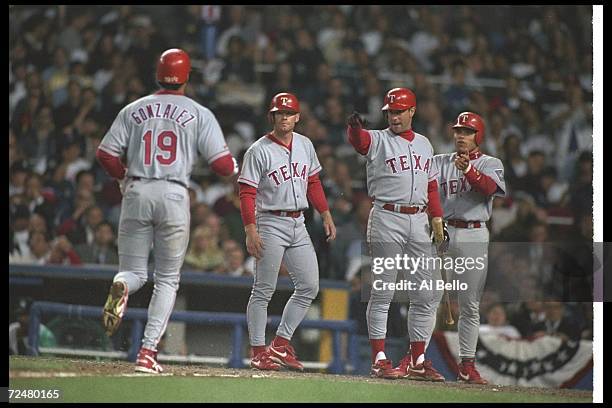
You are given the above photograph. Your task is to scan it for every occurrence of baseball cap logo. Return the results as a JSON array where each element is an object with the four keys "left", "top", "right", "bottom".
[
  {"left": 460, "top": 114, "right": 469, "bottom": 123},
  {"left": 280, "top": 97, "right": 290, "bottom": 106},
  {"left": 389, "top": 94, "right": 396, "bottom": 103}
]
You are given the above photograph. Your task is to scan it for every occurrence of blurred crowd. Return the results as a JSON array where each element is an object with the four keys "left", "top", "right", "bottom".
[{"left": 9, "top": 6, "right": 594, "bottom": 335}]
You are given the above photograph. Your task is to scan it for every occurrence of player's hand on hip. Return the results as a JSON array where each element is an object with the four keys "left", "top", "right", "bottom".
[
  {"left": 321, "top": 211, "right": 337, "bottom": 242},
  {"left": 245, "top": 226, "right": 264, "bottom": 260},
  {"left": 347, "top": 111, "right": 366, "bottom": 129}
]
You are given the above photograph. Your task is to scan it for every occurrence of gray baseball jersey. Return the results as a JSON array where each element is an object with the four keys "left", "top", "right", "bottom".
[
  {"left": 433, "top": 151, "right": 505, "bottom": 360},
  {"left": 101, "top": 91, "right": 230, "bottom": 353},
  {"left": 433, "top": 152, "right": 506, "bottom": 221},
  {"left": 239, "top": 132, "right": 322, "bottom": 347},
  {"left": 238, "top": 132, "right": 321, "bottom": 212},
  {"left": 358, "top": 128, "right": 441, "bottom": 354},
  {"left": 365, "top": 129, "right": 438, "bottom": 205},
  {"left": 99, "top": 92, "right": 229, "bottom": 187}
]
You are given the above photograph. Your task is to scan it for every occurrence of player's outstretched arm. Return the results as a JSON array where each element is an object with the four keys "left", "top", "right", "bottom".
[{"left": 346, "top": 111, "right": 371, "bottom": 155}]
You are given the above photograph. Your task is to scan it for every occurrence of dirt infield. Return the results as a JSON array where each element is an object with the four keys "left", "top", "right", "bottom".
[{"left": 9, "top": 356, "right": 591, "bottom": 401}]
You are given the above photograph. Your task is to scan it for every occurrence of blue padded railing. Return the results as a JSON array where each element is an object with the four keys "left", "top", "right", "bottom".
[{"left": 27, "top": 301, "right": 359, "bottom": 374}]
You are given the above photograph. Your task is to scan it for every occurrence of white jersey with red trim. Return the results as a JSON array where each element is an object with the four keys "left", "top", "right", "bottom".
[
  {"left": 99, "top": 91, "right": 229, "bottom": 187},
  {"left": 365, "top": 128, "right": 438, "bottom": 205},
  {"left": 433, "top": 152, "right": 506, "bottom": 222},
  {"left": 238, "top": 132, "right": 321, "bottom": 212}
]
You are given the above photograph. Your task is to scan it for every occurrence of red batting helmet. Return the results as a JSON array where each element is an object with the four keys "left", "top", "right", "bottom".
[
  {"left": 156, "top": 48, "right": 191, "bottom": 85},
  {"left": 381, "top": 88, "right": 417, "bottom": 111},
  {"left": 269, "top": 92, "right": 300, "bottom": 114},
  {"left": 452, "top": 112, "right": 486, "bottom": 145}
]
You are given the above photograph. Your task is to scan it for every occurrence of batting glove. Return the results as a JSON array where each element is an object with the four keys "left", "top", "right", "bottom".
[
  {"left": 431, "top": 221, "right": 450, "bottom": 254},
  {"left": 347, "top": 111, "right": 366, "bottom": 129}
]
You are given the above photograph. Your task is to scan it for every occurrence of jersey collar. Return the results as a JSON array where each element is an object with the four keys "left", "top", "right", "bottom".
[
  {"left": 394, "top": 129, "right": 415, "bottom": 142},
  {"left": 267, "top": 132, "right": 293, "bottom": 150},
  {"left": 154, "top": 89, "right": 185, "bottom": 96},
  {"left": 468, "top": 149, "right": 483, "bottom": 160}
]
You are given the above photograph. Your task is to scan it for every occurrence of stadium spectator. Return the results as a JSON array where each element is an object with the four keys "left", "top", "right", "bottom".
[
  {"left": 531, "top": 301, "right": 583, "bottom": 342},
  {"left": 184, "top": 226, "right": 224, "bottom": 271},
  {"left": 9, "top": 306, "right": 57, "bottom": 355},
  {"left": 508, "top": 301, "right": 547, "bottom": 338},
  {"left": 11, "top": 230, "right": 52, "bottom": 264},
  {"left": 479, "top": 303, "right": 521, "bottom": 339},
  {"left": 47, "top": 235, "right": 82, "bottom": 266},
  {"left": 74, "top": 221, "right": 119, "bottom": 265},
  {"left": 19, "top": 173, "right": 57, "bottom": 229}
]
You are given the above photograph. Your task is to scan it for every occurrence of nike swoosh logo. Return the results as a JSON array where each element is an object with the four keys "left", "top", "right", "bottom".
[
  {"left": 271, "top": 348, "right": 287, "bottom": 358},
  {"left": 459, "top": 372, "right": 470, "bottom": 381},
  {"left": 410, "top": 367, "right": 425, "bottom": 374}
]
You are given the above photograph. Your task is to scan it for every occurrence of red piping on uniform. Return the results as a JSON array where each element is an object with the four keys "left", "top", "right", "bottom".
[
  {"left": 398, "top": 129, "right": 415, "bottom": 142},
  {"left": 267, "top": 133, "right": 292, "bottom": 150},
  {"left": 154, "top": 89, "right": 185, "bottom": 96}
]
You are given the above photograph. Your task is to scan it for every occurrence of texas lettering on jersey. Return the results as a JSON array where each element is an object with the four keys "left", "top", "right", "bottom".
[
  {"left": 433, "top": 152, "right": 506, "bottom": 221},
  {"left": 365, "top": 129, "right": 437, "bottom": 205},
  {"left": 384, "top": 154, "right": 431, "bottom": 174},
  {"left": 440, "top": 176, "right": 472, "bottom": 196},
  {"left": 238, "top": 132, "right": 321, "bottom": 212},
  {"left": 267, "top": 162, "right": 308, "bottom": 186},
  {"left": 129, "top": 102, "right": 196, "bottom": 128}
]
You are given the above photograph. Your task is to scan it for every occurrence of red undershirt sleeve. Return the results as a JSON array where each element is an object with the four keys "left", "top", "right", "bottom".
[
  {"left": 306, "top": 173, "right": 329, "bottom": 213},
  {"left": 211, "top": 153, "right": 238, "bottom": 177},
  {"left": 464, "top": 165, "right": 498, "bottom": 196},
  {"left": 96, "top": 148, "right": 126, "bottom": 179},
  {"left": 238, "top": 183, "right": 257, "bottom": 226},
  {"left": 427, "top": 179, "right": 443, "bottom": 218},
  {"left": 347, "top": 126, "right": 371, "bottom": 155}
]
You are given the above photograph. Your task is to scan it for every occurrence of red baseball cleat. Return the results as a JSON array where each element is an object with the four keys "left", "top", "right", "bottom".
[
  {"left": 102, "top": 281, "right": 128, "bottom": 337},
  {"left": 406, "top": 360, "right": 445, "bottom": 382},
  {"left": 457, "top": 362, "right": 488, "bottom": 385},
  {"left": 393, "top": 353, "right": 412, "bottom": 378},
  {"left": 370, "top": 359, "right": 402, "bottom": 379},
  {"left": 250, "top": 351, "right": 281, "bottom": 371},
  {"left": 268, "top": 343, "right": 304, "bottom": 371},
  {"left": 135, "top": 347, "right": 164, "bottom": 374}
]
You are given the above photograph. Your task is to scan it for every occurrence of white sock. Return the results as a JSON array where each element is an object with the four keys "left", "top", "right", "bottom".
[
  {"left": 374, "top": 351, "right": 387, "bottom": 363},
  {"left": 413, "top": 353, "right": 425, "bottom": 366}
]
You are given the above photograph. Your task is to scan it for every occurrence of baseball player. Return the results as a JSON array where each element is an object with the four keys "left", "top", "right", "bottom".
[
  {"left": 97, "top": 48, "right": 238, "bottom": 373},
  {"left": 238, "top": 92, "right": 336, "bottom": 371},
  {"left": 347, "top": 88, "right": 446, "bottom": 381},
  {"left": 432, "top": 112, "right": 506, "bottom": 384}
]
